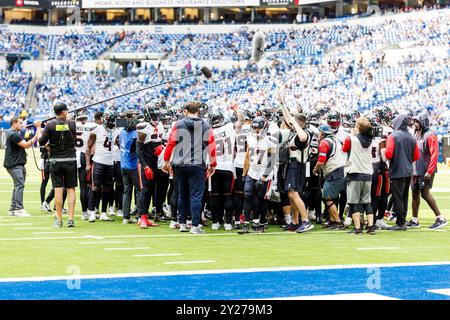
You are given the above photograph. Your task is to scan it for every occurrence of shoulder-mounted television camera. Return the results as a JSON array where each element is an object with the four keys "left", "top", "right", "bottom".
[{"left": 115, "top": 110, "right": 144, "bottom": 131}]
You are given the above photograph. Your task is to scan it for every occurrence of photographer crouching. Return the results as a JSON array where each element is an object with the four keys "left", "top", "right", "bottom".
[{"left": 35, "top": 102, "right": 78, "bottom": 228}]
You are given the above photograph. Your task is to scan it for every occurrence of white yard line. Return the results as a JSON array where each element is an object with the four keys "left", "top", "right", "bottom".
[
  {"left": 164, "top": 260, "right": 216, "bottom": 265},
  {"left": 32, "top": 231, "right": 76, "bottom": 235},
  {"left": 356, "top": 247, "right": 400, "bottom": 251},
  {"left": 0, "top": 261, "right": 449, "bottom": 283},
  {"left": 0, "top": 223, "right": 33, "bottom": 226},
  {"left": 0, "top": 201, "right": 42, "bottom": 203},
  {"left": 0, "top": 227, "right": 448, "bottom": 242},
  {"left": 104, "top": 247, "right": 151, "bottom": 251},
  {"left": 0, "top": 182, "right": 41, "bottom": 185},
  {"left": 13, "top": 227, "right": 53, "bottom": 230},
  {"left": 0, "top": 191, "right": 40, "bottom": 193},
  {"left": 427, "top": 289, "right": 450, "bottom": 297},
  {"left": 262, "top": 293, "right": 399, "bottom": 300},
  {"left": 133, "top": 253, "right": 181, "bottom": 257},
  {"left": 78, "top": 241, "right": 125, "bottom": 245}
]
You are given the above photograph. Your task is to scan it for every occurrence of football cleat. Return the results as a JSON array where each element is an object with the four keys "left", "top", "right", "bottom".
[
  {"left": 169, "top": 220, "right": 180, "bottom": 229},
  {"left": 99, "top": 212, "right": 114, "bottom": 222},
  {"left": 14, "top": 209, "right": 31, "bottom": 217},
  {"left": 211, "top": 223, "right": 220, "bottom": 231},
  {"left": 406, "top": 220, "right": 420, "bottom": 228}
]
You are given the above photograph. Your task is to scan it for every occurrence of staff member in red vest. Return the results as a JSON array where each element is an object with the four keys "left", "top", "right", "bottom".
[{"left": 385, "top": 114, "right": 420, "bottom": 231}]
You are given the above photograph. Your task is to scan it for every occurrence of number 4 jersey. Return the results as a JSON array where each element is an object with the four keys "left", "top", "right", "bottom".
[
  {"left": 213, "top": 123, "right": 236, "bottom": 172},
  {"left": 91, "top": 125, "right": 119, "bottom": 166}
]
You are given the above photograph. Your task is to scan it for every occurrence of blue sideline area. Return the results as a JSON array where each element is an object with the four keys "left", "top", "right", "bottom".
[{"left": 0, "top": 264, "right": 449, "bottom": 300}]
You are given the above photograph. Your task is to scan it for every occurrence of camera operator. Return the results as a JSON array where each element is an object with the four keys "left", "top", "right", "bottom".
[
  {"left": 118, "top": 110, "right": 140, "bottom": 224},
  {"left": 36, "top": 102, "right": 77, "bottom": 228}
]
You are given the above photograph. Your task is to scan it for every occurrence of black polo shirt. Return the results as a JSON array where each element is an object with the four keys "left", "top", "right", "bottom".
[{"left": 3, "top": 130, "right": 27, "bottom": 169}]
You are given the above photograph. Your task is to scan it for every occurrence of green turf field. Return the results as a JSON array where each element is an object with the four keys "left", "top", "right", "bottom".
[{"left": 0, "top": 149, "right": 449, "bottom": 279}]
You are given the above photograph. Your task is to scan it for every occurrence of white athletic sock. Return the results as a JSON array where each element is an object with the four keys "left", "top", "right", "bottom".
[
  {"left": 437, "top": 215, "right": 445, "bottom": 221},
  {"left": 285, "top": 215, "right": 292, "bottom": 224},
  {"left": 412, "top": 217, "right": 419, "bottom": 223}
]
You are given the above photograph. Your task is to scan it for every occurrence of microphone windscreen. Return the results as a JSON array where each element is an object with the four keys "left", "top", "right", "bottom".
[
  {"left": 251, "top": 31, "right": 266, "bottom": 63},
  {"left": 201, "top": 66, "right": 212, "bottom": 79}
]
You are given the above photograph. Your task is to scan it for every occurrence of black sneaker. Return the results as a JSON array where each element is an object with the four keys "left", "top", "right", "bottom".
[
  {"left": 389, "top": 224, "right": 407, "bottom": 231},
  {"left": 316, "top": 216, "right": 323, "bottom": 225},
  {"left": 234, "top": 223, "right": 242, "bottom": 230},
  {"left": 406, "top": 219, "right": 420, "bottom": 228},
  {"left": 281, "top": 222, "right": 291, "bottom": 229},
  {"left": 429, "top": 218, "right": 448, "bottom": 230},
  {"left": 332, "top": 222, "right": 346, "bottom": 230},
  {"left": 282, "top": 223, "right": 293, "bottom": 231},
  {"left": 251, "top": 222, "right": 260, "bottom": 230},
  {"left": 367, "top": 225, "right": 376, "bottom": 235},
  {"left": 286, "top": 223, "right": 300, "bottom": 232},
  {"left": 67, "top": 220, "right": 75, "bottom": 228},
  {"left": 237, "top": 223, "right": 250, "bottom": 234},
  {"left": 321, "top": 220, "right": 334, "bottom": 229},
  {"left": 347, "top": 227, "right": 362, "bottom": 234},
  {"left": 254, "top": 224, "right": 266, "bottom": 233}
]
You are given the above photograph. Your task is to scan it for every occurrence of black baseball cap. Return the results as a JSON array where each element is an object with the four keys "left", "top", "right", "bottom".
[{"left": 54, "top": 102, "right": 68, "bottom": 114}]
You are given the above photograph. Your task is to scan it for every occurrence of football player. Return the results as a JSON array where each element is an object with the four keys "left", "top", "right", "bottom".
[
  {"left": 208, "top": 110, "right": 236, "bottom": 231},
  {"left": 74, "top": 109, "right": 97, "bottom": 221},
  {"left": 367, "top": 114, "right": 391, "bottom": 230},
  {"left": 233, "top": 108, "right": 253, "bottom": 229},
  {"left": 85, "top": 110, "right": 119, "bottom": 222},
  {"left": 238, "top": 116, "right": 278, "bottom": 234},
  {"left": 135, "top": 100, "right": 165, "bottom": 229}
]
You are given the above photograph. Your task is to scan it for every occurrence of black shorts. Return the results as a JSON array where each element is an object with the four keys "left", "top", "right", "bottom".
[
  {"left": 411, "top": 174, "right": 435, "bottom": 191},
  {"left": 244, "top": 176, "right": 270, "bottom": 198},
  {"left": 211, "top": 169, "right": 234, "bottom": 195},
  {"left": 277, "top": 164, "right": 287, "bottom": 193},
  {"left": 284, "top": 161, "right": 306, "bottom": 193},
  {"left": 50, "top": 160, "right": 78, "bottom": 188},
  {"left": 114, "top": 161, "right": 123, "bottom": 185},
  {"left": 234, "top": 167, "right": 244, "bottom": 194},
  {"left": 92, "top": 162, "right": 114, "bottom": 188}
]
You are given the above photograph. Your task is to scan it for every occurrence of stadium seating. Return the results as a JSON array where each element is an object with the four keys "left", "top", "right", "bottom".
[
  {"left": 1, "top": 8, "right": 449, "bottom": 131},
  {"left": 0, "top": 67, "right": 32, "bottom": 121}
]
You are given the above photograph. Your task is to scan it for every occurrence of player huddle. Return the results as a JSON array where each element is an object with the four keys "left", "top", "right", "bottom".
[{"left": 37, "top": 100, "right": 447, "bottom": 234}]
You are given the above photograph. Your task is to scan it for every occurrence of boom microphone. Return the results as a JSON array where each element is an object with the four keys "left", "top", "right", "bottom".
[
  {"left": 28, "top": 66, "right": 213, "bottom": 127},
  {"left": 201, "top": 66, "right": 212, "bottom": 79},
  {"left": 251, "top": 31, "right": 266, "bottom": 63}
]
